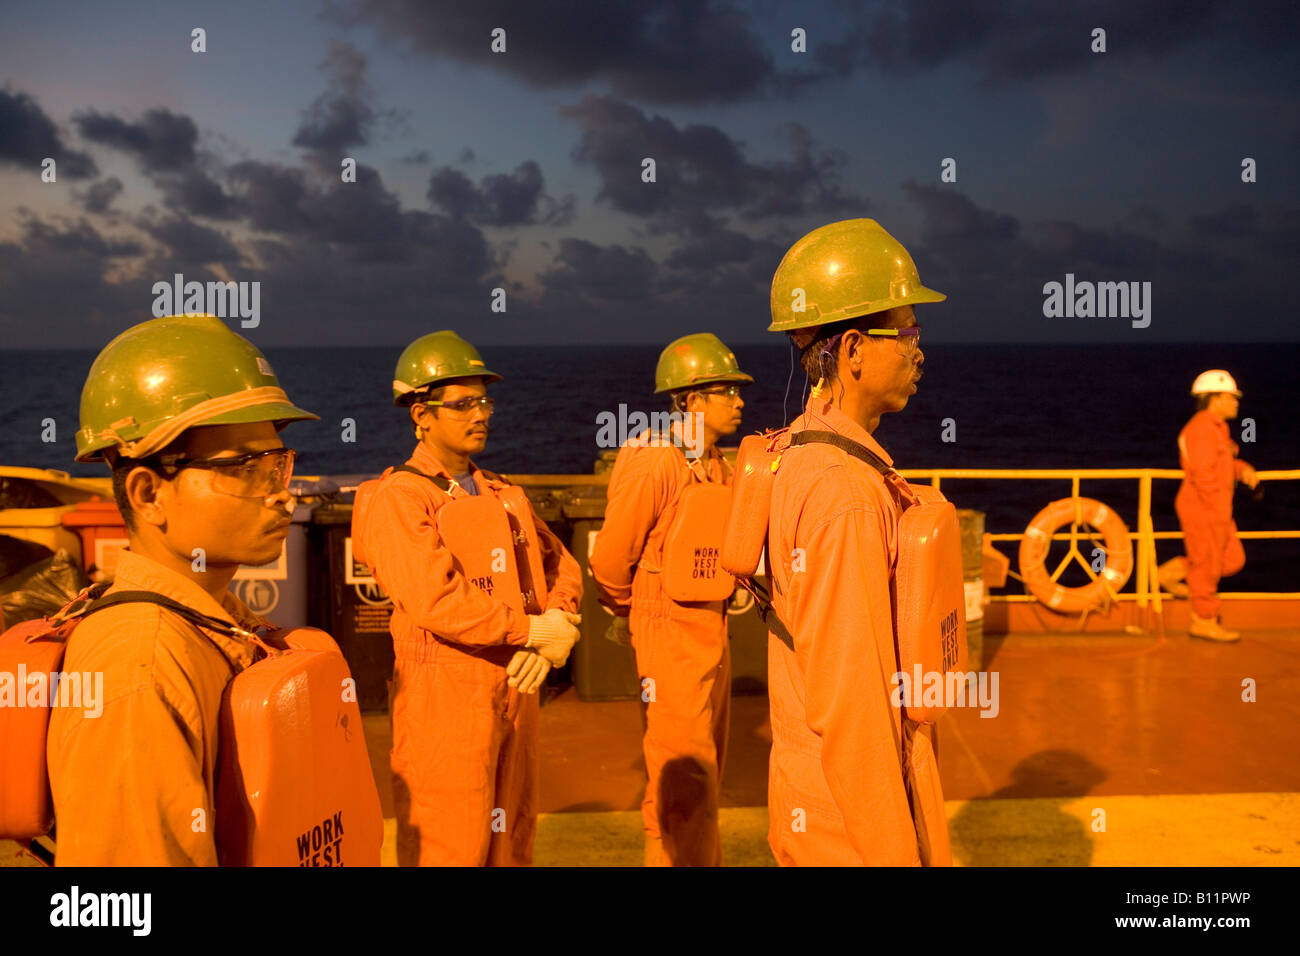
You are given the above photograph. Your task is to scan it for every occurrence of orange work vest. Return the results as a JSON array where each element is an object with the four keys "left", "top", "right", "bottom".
[
  {"left": 0, "top": 588, "right": 383, "bottom": 866},
  {"left": 656, "top": 452, "right": 736, "bottom": 603},
  {"left": 721, "top": 428, "right": 968, "bottom": 722},
  {"left": 367, "top": 464, "right": 549, "bottom": 614}
]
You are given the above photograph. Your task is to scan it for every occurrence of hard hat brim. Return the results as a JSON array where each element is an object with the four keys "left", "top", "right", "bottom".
[
  {"left": 199, "top": 401, "right": 321, "bottom": 428},
  {"left": 654, "top": 371, "right": 755, "bottom": 395},
  {"left": 75, "top": 400, "right": 320, "bottom": 463},
  {"left": 392, "top": 370, "right": 503, "bottom": 405},
  {"left": 767, "top": 284, "right": 947, "bottom": 332}
]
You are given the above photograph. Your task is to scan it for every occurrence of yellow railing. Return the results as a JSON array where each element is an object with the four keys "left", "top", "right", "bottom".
[
  {"left": 893, "top": 468, "right": 1300, "bottom": 614},
  {"left": 505, "top": 463, "right": 1298, "bottom": 615}
]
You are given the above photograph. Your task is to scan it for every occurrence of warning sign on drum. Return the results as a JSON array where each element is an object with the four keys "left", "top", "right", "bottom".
[
  {"left": 345, "top": 537, "right": 380, "bottom": 586},
  {"left": 354, "top": 604, "right": 393, "bottom": 634},
  {"left": 233, "top": 579, "right": 281, "bottom": 615},
  {"left": 343, "top": 537, "right": 393, "bottom": 632},
  {"left": 235, "top": 539, "right": 288, "bottom": 581}
]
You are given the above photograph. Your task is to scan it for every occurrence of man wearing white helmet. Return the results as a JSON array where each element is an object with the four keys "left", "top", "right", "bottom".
[{"left": 1161, "top": 370, "right": 1258, "bottom": 642}]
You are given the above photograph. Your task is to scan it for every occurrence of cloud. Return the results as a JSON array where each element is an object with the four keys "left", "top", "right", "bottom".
[
  {"left": 15, "top": 215, "right": 143, "bottom": 260},
  {"left": 336, "top": 0, "right": 776, "bottom": 105},
  {"left": 74, "top": 108, "right": 198, "bottom": 172},
  {"left": 427, "top": 160, "right": 575, "bottom": 227},
  {"left": 1189, "top": 202, "right": 1300, "bottom": 258},
  {"left": 138, "top": 213, "right": 243, "bottom": 269},
  {"left": 527, "top": 226, "right": 800, "bottom": 346},
  {"left": 0, "top": 123, "right": 507, "bottom": 346},
  {"left": 331, "top": 0, "right": 1300, "bottom": 104},
  {"left": 221, "top": 159, "right": 503, "bottom": 291},
  {"left": 0, "top": 88, "right": 97, "bottom": 179},
  {"left": 803, "top": 0, "right": 1299, "bottom": 87},
  {"left": 538, "top": 237, "right": 659, "bottom": 301},
  {"left": 293, "top": 40, "right": 384, "bottom": 151},
  {"left": 158, "top": 166, "right": 242, "bottom": 220},
  {"left": 227, "top": 159, "right": 416, "bottom": 249},
  {"left": 902, "top": 179, "right": 1019, "bottom": 243},
  {"left": 659, "top": 210, "right": 794, "bottom": 276},
  {"left": 76, "top": 176, "right": 124, "bottom": 214},
  {"left": 894, "top": 182, "right": 1292, "bottom": 341},
  {"left": 223, "top": 212, "right": 502, "bottom": 343},
  {"left": 0, "top": 215, "right": 146, "bottom": 337},
  {"left": 561, "top": 95, "right": 868, "bottom": 224},
  {"left": 73, "top": 106, "right": 242, "bottom": 219},
  {"left": 1030, "top": 219, "right": 1239, "bottom": 277}
]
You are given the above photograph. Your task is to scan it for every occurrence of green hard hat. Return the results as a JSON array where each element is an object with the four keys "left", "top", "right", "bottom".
[
  {"left": 769, "top": 218, "right": 945, "bottom": 332},
  {"left": 75, "top": 314, "right": 319, "bottom": 463},
  {"left": 392, "top": 330, "right": 502, "bottom": 404},
  {"left": 654, "top": 333, "right": 754, "bottom": 394}
]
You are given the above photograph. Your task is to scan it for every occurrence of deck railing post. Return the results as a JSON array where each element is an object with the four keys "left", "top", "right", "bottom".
[{"left": 1137, "top": 473, "right": 1160, "bottom": 616}]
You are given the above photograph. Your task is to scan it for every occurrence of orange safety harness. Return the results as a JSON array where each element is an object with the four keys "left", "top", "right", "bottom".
[
  {"left": 644, "top": 449, "right": 737, "bottom": 603},
  {"left": 0, "top": 586, "right": 383, "bottom": 865},
  {"left": 721, "top": 428, "right": 968, "bottom": 723},
  {"left": 387, "top": 464, "right": 549, "bottom": 614}
]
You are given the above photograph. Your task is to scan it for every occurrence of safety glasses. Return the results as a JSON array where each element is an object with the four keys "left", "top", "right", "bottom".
[
  {"left": 698, "top": 384, "right": 745, "bottom": 406},
  {"left": 865, "top": 325, "right": 922, "bottom": 356},
  {"left": 421, "top": 395, "right": 495, "bottom": 418},
  {"left": 154, "top": 448, "right": 296, "bottom": 498}
]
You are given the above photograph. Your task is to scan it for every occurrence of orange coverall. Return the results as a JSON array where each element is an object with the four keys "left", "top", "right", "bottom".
[
  {"left": 351, "top": 441, "right": 582, "bottom": 866},
  {"left": 1176, "top": 410, "right": 1249, "bottom": 619},
  {"left": 765, "top": 395, "right": 950, "bottom": 866},
  {"left": 589, "top": 432, "right": 732, "bottom": 866},
  {"left": 46, "top": 549, "right": 262, "bottom": 866}
]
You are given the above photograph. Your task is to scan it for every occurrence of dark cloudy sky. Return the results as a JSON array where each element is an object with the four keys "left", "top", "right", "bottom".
[{"left": 1, "top": 0, "right": 1297, "bottom": 347}]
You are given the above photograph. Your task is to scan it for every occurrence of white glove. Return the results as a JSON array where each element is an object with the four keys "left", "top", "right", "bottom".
[
  {"left": 506, "top": 649, "right": 551, "bottom": 694},
  {"left": 526, "top": 607, "right": 582, "bottom": 667},
  {"left": 604, "top": 615, "right": 631, "bottom": 646}
]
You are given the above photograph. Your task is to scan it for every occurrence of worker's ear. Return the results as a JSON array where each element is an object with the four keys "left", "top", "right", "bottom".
[
  {"left": 123, "top": 464, "right": 169, "bottom": 529},
  {"left": 841, "top": 329, "right": 865, "bottom": 372},
  {"left": 411, "top": 402, "right": 437, "bottom": 427}
]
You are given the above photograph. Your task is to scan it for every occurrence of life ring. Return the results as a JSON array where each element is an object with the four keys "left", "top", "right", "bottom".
[{"left": 1018, "top": 497, "right": 1133, "bottom": 612}]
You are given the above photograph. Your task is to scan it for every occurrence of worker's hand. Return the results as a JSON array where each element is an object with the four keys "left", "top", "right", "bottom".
[
  {"left": 526, "top": 607, "right": 582, "bottom": 667},
  {"left": 1239, "top": 464, "right": 1259, "bottom": 489},
  {"left": 506, "top": 649, "right": 551, "bottom": 694},
  {"left": 604, "top": 615, "right": 631, "bottom": 646}
]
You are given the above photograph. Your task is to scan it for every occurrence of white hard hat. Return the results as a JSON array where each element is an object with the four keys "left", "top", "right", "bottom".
[{"left": 1191, "top": 369, "right": 1241, "bottom": 397}]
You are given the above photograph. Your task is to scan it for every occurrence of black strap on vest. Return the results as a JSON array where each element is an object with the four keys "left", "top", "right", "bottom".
[
  {"left": 738, "top": 577, "right": 796, "bottom": 651},
  {"left": 84, "top": 591, "right": 257, "bottom": 640},
  {"left": 789, "top": 429, "right": 891, "bottom": 476},
  {"left": 58, "top": 588, "right": 252, "bottom": 675},
  {"left": 393, "top": 464, "right": 453, "bottom": 492},
  {"left": 395, "top": 463, "right": 510, "bottom": 495}
]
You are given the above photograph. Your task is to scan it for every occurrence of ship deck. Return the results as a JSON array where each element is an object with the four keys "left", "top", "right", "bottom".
[
  {"left": 5, "top": 628, "right": 1296, "bottom": 867},
  {"left": 374, "top": 627, "right": 1300, "bottom": 866}
]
